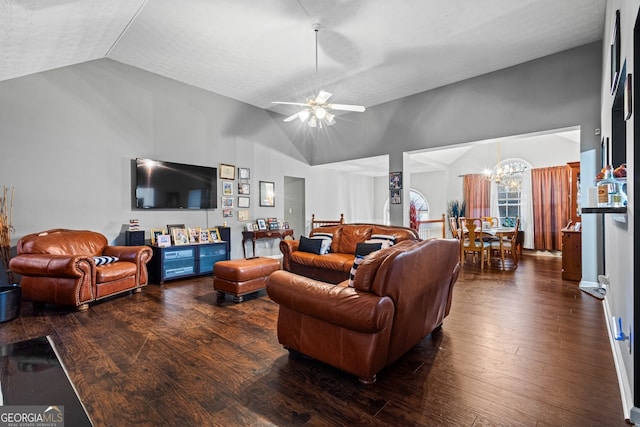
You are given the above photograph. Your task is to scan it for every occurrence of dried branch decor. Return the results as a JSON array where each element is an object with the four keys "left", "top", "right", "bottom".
[{"left": 0, "top": 186, "right": 15, "bottom": 284}]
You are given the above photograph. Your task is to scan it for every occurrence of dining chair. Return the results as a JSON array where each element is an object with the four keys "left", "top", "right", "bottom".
[
  {"left": 460, "top": 217, "right": 491, "bottom": 269},
  {"left": 490, "top": 217, "right": 521, "bottom": 268},
  {"left": 448, "top": 216, "right": 460, "bottom": 239},
  {"left": 482, "top": 216, "right": 499, "bottom": 228}
]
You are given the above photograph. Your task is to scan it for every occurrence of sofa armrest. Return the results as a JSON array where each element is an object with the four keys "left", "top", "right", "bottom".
[
  {"left": 9, "top": 254, "right": 92, "bottom": 278},
  {"left": 279, "top": 240, "right": 300, "bottom": 271},
  {"left": 103, "top": 245, "right": 152, "bottom": 264},
  {"left": 266, "top": 270, "right": 394, "bottom": 333}
]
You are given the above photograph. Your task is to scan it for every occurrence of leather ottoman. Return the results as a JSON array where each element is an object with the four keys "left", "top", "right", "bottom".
[{"left": 213, "top": 257, "right": 280, "bottom": 303}]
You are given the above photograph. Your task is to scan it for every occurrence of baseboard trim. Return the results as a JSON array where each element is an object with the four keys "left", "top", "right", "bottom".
[
  {"left": 579, "top": 280, "right": 599, "bottom": 289},
  {"left": 603, "top": 298, "right": 634, "bottom": 423}
]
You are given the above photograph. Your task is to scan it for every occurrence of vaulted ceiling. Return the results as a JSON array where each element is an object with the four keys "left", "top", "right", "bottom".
[{"left": 1, "top": 0, "right": 606, "bottom": 119}]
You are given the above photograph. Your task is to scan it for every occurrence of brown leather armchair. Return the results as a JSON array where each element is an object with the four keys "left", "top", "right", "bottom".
[
  {"left": 9, "top": 229, "right": 152, "bottom": 310},
  {"left": 267, "top": 238, "right": 460, "bottom": 385}
]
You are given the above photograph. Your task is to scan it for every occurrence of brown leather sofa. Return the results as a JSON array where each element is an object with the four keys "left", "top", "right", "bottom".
[
  {"left": 267, "top": 238, "right": 460, "bottom": 384},
  {"left": 9, "top": 229, "right": 153, "bottom": 310},
  {"left": 280, "top": 223, "right": 420, "bottom": 283}
]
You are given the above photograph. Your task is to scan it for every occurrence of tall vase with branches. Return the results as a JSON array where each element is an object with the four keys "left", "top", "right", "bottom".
[{"left": 0, "top": 186, "right": 15, "bottom": 285}]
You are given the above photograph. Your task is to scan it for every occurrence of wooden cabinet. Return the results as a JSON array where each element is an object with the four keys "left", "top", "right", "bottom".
[
  {"left": 561, "top": 226, "right": 581, "bottom": 281},
  {"left": 148, "top": 242, "right": 229, "bottom": 284}
]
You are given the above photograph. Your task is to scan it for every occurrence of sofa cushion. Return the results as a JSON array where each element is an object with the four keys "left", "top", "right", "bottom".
[
  {"left": 18, "top": 229, "right": 108, "bottom": 256},
  {"left": 367, "top": 234, "right": 397, "bottom": 248},
  {"left": 348, "top": 255, "right": 365, "bottom": 287},
  {"left": 355, "top": 242, "right": 382, "bottom": 256},
  {"left": 299, "top": 236, "right": 324, "bottom": 255},
  {"left": 310, "top": 232, "right": 333, "bottom": 254},
  {"left": 289, "top": 252, "right": 354, "bottom": 273},
  {"left": 335, "top": 226, "right": 372, "bottom": 254},
  {"left": 96, "top": 261, "right": 137, "bottom": 283},
  {"left": 93, "top": 255, "right": 119, "bottom": 266}
]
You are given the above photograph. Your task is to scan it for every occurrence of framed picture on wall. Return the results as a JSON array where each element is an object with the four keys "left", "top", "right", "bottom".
[
  {"left": 390, "top": 189, "right": 401, "bottom": 204},
  {"left": 222, "top": 209, "right": 233, "bottom": 218},
  {"left": 389, "top": 172, "right": 402, "bottom": 190},
  {"left": 222, "top": 196, "right": 233, "bottom": 208},
  {"left": 259, "top": 181, "right": 275, "bottom": 207},
  {"left": 219, "top": 164, "right": 236, "bottom": 180},
  {"left": 238, "top": 196, "right": 250, "bottom": 208},
  {"left": 238, "top": 182, "right": 250, "bottom": 195},
  {"left": 238, "top": 210, "right": 249, "bottom": 221},
  {"left": 238, "top": 167, "right": 250, "bottom": 180},
  {"left": 222, "top": 181, "right": 233, "bottom": 196}
]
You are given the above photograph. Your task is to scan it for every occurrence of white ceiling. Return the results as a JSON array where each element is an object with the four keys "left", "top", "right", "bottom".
[{"left": 0, "top": 0, "right": 606, "bottom": 118}]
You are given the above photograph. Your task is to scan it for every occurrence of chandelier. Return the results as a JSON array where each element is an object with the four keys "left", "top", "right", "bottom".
[{"left": 490, "top": 160, "right": 526, "bottom": 190}]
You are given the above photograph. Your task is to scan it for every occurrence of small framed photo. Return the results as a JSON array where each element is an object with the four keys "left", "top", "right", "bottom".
[
  {"left": 389, "top": 172, "right": 402, "bottom": 190},
  {"left": 188, "top": 227, "right": 201, "bottom": 243},
  {"left": 150, "top": 228, "right": 165, "bottom": 245},
  {"left": 157, "top": 234, "right": 171, "bottom": 248},
  {"left": 256, "top": 218, "right": 267, "bottom": 231},
  {"left": 219, "top": 164, "right": 235, "bottom": 180},
  {"left": 223, "top": 209, "right": 233, "bottom": 218},
  {"left": 238, "top": 196, "right": 250, "bottom": 208},
  {"left": 259, "top": 181, "right": 275, "bottom": 207},
  {"left": 283, "top": 222, "right": 290, "bottom": 230},
  {"left": 222, "top": 196, "right": 234, "bottom": 208},
  {"left": 246, "top": 222, "right": 255, "bottom": 232},
  {"left": 238, "top": 182, "right": 250, "bottom": 195},
  {"left": 207, "top": 227, "right": 221, "bottom": 241},
  {"left": 238, "top": 167, "right": 250, "bottom": 180},
  {"left": 238, "top": 210, "right": 249, "bottom": 221},
  {"left": 167, "top": 224, "right": 185, "bottom": 243},
  {"left": 172, "top": 228, "right": 189, "bottom": 245},
  {"left": 390, "top": 189, "right": 402, "bottom": 204},
  {"left": 269, "top": 222, "right": 280, "bottom": 230},
  {"left": 199, "top": 229, "right": 210, "bottom": 243},
  {"left": 222, "top": 181, "right": 233, "bottom": 196},
  {"left": 252, "top": 223, "right": 259, "bottom": 231}
]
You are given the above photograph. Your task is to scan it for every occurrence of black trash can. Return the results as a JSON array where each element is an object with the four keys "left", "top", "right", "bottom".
[{"left": 0, "top": 285, "right": 21, "bottom": 322}]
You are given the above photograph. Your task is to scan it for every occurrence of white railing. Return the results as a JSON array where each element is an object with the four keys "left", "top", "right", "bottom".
[{"left": 416, "top": 214, "right": 446, "bottom": 240}]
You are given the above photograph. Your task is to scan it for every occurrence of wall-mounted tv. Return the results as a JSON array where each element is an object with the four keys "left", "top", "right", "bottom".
[{"left": 134, "top": 158, "right": 217, "bottom": 209}]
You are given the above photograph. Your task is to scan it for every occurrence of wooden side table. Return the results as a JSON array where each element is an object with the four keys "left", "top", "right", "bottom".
[{"left": 242, "top": 229, "right": 294, "bottom": 258}]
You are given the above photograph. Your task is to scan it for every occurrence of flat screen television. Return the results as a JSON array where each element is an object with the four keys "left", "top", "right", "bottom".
[{"left": 134, "top": 158, "right": 217, "bottom": 209}]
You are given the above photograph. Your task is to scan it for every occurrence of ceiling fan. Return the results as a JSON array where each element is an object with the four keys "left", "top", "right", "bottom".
[{"left": 272, "top": 24, "right": 366, "bottom": 128}]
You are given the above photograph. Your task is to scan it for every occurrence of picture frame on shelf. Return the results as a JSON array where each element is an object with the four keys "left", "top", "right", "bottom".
[
  {"left": 238, "top": 182, "right": 250, "bottom": 195},
  {"left": 222, "top": 196, "right": 233, "bottom": 208},
  {"left": 256, "top": 218, "right": 267, "bottom": 231},
  {"left": 268, "top": 222, "right": 280, "bottom": 230},
  {"left": 389, "top": 172, "right": 402, "bottom": 189},
  {"left": 157, "top": 234, "right": 171, "bottom": 248},
  {"left": 238, "top": 210, "right": 249, "bottom": 221},
  {"left": 150, "top": 228, "right": 165, "bottom": 245},
  {"left": 188, "top": 227, "right": 201, "bottom": 243},
  {"left": 259, "top": 181, "right": 275, "bottom": 207},
  {"left": 222, "top": 181, "right": 233, "bottom": 196},
  {"left": 219, "top": 163, "right": 236, "bottom": 180},
  {"left": 238, "top": 167, "right": 250, "bottom": 180},
  {"left": 199, "top": 229, "right": 210, "bottom": 243},
  {"left": 166, "top": 224, "right": 185, "bottom": 243},
  {"left": 246, "top": 222, "right": 255, "bottom": 232},
  {"left": 171, "top": 228, "right": 189, "bottom": 245},
  {"left": 222, "top": 209, "right": 233, "bottom": 218},
  {"left": 207, "top": 227, "right": 221, "bottom": 241},
  {"left": 238, "top": 196, "right": 250, "bottom": 208},
  {"left": 283, "top": 222, "right": 290, "bottom": 230}
]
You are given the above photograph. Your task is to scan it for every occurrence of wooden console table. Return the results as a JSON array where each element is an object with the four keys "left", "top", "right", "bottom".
[{"left": 242, "top": 229, "right": 294, "bottom": 258}]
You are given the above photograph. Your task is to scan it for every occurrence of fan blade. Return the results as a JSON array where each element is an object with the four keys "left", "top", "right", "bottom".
[
  {"left": 272, "top": 101, "right": 310, "bottom": 107},
  {"left": 315, "top": 91, "right": 332, "bottom": 104},
  {"left": 283, "top": 112, "right": 301, "bottom": 122},
  {"left": 328, "top": 103, "right": 366, "bottom": 112}
]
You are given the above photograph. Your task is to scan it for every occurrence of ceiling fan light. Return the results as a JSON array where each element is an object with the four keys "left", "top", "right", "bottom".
[
  {"left": 308, "top": 116, "right": 317, "bottom": 127},
  {"left": 299, "top": 110, "right": 310, "bottom": 122},
  {"left": 315, "top": 106, "right": 327, "bottom": 119},
  {"left": 326, "top": 113, "right": 336, "bottom": 125}
]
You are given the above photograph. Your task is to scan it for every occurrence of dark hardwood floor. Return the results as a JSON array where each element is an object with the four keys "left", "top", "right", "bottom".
[{"left": 0, "top": 253, "right": 627, "bottom": 426}]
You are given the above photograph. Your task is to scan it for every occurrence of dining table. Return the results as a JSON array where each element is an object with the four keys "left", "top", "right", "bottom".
[{"left": 460, "top": 225, "right": 517, "bottom": 270}]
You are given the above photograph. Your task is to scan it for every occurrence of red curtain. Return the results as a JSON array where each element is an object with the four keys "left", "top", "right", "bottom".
[
  {"left": 531, "top": 165, "right": 570, "bottom": 250},
  {"left": 463, "top": 174, "right": 490, "bottom": 218}
]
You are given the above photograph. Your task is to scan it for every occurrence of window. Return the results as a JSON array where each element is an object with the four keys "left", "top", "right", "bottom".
[
  {"left": 383, "top": 189, "right": 429, "bottom": 225},
  {"left": 494, "top": 160, "right": 526, "bottom": 223}
]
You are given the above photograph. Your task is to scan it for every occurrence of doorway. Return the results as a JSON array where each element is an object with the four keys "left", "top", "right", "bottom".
[{"left": 284, "top": 176, "right": 305, "bottom": 238}]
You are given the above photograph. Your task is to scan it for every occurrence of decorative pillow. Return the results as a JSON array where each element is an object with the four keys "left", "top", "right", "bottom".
[
  {"left": 367, "top": 234, "right": 397, "bottom": 249},
  {"left": 355, "top": 242, "right": 383, "bottom": 257},
  {"left": 348, "top": 255, "right": 365, "bottom": 287},
  {"left": 93, "top": 255, "right": 119, "bottom": 266},
  {"left": 298, "top": 236, "right": 323, "bottom": 255},
  {"left": 310, "top": 232, "right": 333, "bottom": 254}
]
